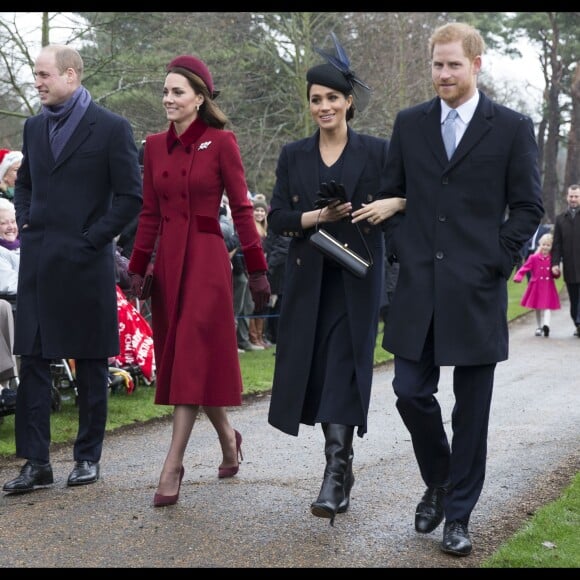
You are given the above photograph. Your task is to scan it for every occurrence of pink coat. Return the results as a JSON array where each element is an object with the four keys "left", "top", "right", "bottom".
[{"left": 513, "top": 253, "right": 561, "bottom": 310}]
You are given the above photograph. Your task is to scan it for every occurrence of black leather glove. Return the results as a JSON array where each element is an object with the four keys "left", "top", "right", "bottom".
[
  {"left": 248, "top": 271, "right": 271, "bottom": 314},
  {"left": 323, "top": 180, "right": 347, "bottom": 201},
  {"left": 314, "top": 181, "right": 347, "bottom": 208}
]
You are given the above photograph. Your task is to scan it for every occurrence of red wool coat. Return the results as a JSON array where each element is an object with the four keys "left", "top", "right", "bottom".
[{"left": 129, "top": 119, "right": 266, "bottom": 406}]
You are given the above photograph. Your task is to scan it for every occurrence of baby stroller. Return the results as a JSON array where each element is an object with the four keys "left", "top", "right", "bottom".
[
  {"left": 49, "top": 286, "right": 155, "bottom": 412},
  {"left": 49, "top": 358, "right": 144, "bottom": 412},
  {"left": 0, "top": 378, "right": 18, "bottom": 419},
  {"left": 0, "top": 293, "right": 18, "bottom": 419}
]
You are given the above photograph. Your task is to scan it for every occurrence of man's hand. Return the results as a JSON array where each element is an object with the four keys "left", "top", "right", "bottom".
[
  {"left": 248, "top": 271, "right": 271, "bottom": 314},
  {"left": 351, "top": 198, "right": 406, "bottom": 225}
]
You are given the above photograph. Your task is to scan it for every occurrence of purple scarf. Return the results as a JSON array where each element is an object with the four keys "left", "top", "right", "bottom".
[
  {"left": 42, "top": 86, "right": 92, "bottom": 160},
  {"left": 0, "top": 238, "right": 19, "bottom": 251}
]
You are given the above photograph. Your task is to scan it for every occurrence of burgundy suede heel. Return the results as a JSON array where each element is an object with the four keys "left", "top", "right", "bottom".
[
  {"left": 218, "top": 430, "right": 243, "bottom": 478},
  {"left": 153, "top": 466, "right": 184, "bottom": 507}
]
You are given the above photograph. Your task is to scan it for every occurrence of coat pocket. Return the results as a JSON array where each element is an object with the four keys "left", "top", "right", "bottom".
[{"left": 196, "top": 215, "right": 222, "bottom": 237}]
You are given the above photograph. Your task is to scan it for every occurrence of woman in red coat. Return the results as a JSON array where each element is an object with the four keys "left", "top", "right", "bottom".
[{"left": 128, "top": 55, "right": 270, "bottom": 507}]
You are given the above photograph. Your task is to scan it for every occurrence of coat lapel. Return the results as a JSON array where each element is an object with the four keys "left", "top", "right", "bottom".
[
  {"left": 341, "top": 128, "right": 366, "bottom": 202},
  {"left": 423, "top": 93, "right": 494, "bottom": 171},
  {"left": 450, "top": 94, "right": 493, "bottom": 166},
  {"left": 296, "top": 134, "right": 321, "bottom": 208},
  {"left": 297, "top": 128, "right": 369, "bottom": 206},
  {"left": 421, "top": 98, "right": 448, "bottom": 166}
]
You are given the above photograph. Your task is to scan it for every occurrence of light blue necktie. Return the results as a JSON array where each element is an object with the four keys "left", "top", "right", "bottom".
[{"left": 442, "top": 109, "right": 458, "bottom": 159}]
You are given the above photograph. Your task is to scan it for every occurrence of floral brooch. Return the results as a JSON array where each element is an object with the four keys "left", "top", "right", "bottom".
[{"left": 198, "top": 141, "right": 212, "bottom": 151}]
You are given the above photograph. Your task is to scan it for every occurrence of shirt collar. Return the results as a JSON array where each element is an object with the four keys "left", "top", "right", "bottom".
[{"left": 440, "top": 90, "right": 480, "bottom": 125}]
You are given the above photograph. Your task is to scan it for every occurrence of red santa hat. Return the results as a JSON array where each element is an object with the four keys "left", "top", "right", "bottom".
[{"left": 0, "top": 150, "right": 23, "bottom": 183}]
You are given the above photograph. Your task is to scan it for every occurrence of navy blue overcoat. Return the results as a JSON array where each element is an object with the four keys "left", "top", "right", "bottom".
[
  {"left": 13, "top": 102, "right": 143, "bottom": 359},
  {"left": 267, "top": 128, "right": 389, "bottom": 437},
  {"left": 382, "top": 92, "right": 544, "bottom": 365}
]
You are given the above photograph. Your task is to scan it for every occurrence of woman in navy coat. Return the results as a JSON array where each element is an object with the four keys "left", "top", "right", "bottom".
[{"left": 267, "top": 35, "right": 404, "bottom": 526}]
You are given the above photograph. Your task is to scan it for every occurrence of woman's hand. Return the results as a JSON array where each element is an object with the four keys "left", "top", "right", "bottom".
[
  {"left": 302, "top": 202, "right": 353, "bottom": 230},
  {"left": 351, "top": 198, "right": 406, "bottom": 225},
  {"left": 322, "top": 201, "right": 353, "bottom": 223}
]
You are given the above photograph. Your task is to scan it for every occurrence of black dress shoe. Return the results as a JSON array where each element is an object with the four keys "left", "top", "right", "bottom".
[
  {"left": 415, "top": 486, "right": 447, "bottom": 533},
  {"left": 3, "top": 461, "right": 54, "bottom": 494},
  {"left": 441, "top": 520, "right": 472, "bottom": 556},
  {"left": 67, "top": 460, "right": 100, "bottom": 487}
]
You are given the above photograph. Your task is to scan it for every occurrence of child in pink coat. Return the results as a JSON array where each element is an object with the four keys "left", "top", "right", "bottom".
[{"left": 514, "top": 233, "right": 561, "bottom": 336}]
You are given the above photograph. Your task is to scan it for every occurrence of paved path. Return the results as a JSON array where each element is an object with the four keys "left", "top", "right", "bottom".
[{"left": 0, "top": 299, "right": 578, "bottom": 568}]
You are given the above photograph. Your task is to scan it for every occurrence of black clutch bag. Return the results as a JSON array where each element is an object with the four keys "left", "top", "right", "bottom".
[{"left": 309, "top": 220, "right": 373, "bottom": 279}]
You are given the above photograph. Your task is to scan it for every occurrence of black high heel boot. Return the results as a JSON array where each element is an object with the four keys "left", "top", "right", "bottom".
[
  {"left": 310, "top": 423, "right": 355, "bottom": 526},
  {"left": 337, "top": 446, "right": 354, "bottom": 514}
]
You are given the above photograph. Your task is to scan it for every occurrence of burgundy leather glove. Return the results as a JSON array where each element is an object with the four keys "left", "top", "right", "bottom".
[
  {"left": 128, "top": 272, "right": 144, "bottom": 299},
  {"left": 140, "top": 262, "right": 155, "bottom": 299},
  {"left": 248, "top": 271, "right": 271, "bottom": 314}
]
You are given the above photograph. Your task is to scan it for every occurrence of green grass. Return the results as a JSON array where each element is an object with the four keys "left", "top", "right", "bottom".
[
  {"left": 0, "top": 383, "right": 171, "bottom": 456},
  {"left": 0, "top": 277, "right": 574, "bottom": 568},
  {"left": 481, "top": 473, "right": 580, "bottom": 568}
]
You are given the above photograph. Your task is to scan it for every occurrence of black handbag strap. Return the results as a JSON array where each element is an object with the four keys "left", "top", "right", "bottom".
[{"left": 315, "top": 209, "right": 374, "bottom": 267}]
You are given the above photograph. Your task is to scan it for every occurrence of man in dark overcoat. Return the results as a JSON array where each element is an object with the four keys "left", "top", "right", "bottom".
[
  {"left": 551, "top": 183, "right": 580, "bottom": 335},
  {"left": 3, "top": 44, "right": 142, "bottom": 494},
  {"left": 370, "top": 23, "right": 544, "bottom": 557}
]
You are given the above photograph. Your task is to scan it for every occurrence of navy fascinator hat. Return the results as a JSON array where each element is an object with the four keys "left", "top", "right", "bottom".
[{"left": 306, "top": 32, "right": 371, "bottom": 112}]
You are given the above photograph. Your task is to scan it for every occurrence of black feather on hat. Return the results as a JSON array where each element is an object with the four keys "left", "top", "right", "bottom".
[{"left": 307, "top": 32, "right": 371, "bottom": 112}]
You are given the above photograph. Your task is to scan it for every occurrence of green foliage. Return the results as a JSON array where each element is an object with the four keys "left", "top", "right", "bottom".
[{"left": 4, "top": 12, "right": 571, "bottom": 198}]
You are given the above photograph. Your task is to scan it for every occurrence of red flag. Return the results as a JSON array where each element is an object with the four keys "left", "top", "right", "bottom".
[{"left": 113, "top": 286, "right": 156, "bottom": 384}]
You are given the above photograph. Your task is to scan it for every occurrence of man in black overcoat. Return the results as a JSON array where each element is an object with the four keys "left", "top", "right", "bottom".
[
  {"left": 551, "top": 183, "right": 580, "bottom": 335},
  {"left": 3, "top": 44, "right": 142, "bottom": 494},
  {"left": 357, "top": 23, "right": 544, "bottom": 557}
]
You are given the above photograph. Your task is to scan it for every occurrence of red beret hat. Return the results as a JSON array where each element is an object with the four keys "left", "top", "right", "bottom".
[{"left": 167, "top": 55, "right": 217, "bottom": 98}]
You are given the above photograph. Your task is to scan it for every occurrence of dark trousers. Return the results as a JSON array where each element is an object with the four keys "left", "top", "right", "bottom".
[
  {"left": 565, "top": 282, "right": 580, "bottom": 327},
  {"left": 15, "top": 355, "right": 109, "bottom": 464},
  {"left": 392, "top": 322, "right": 495, "bottom": 525}
]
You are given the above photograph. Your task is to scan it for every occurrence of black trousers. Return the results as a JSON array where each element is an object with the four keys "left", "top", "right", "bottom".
[
  {"left": 392, "top": 322, "right": 495, "bottom": 525},
  {"left": 15, "top": 354, "right": 109, "bottom": 464},
  {"left": 565, "top": 282, "right": 580, "bottom": 327}
]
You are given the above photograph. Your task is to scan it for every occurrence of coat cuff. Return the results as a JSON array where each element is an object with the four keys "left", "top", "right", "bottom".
[
  {"left": 128, "top": 250, "right": 151, "bottom": 276},
  {"left": 243, "top": 245, "right": 268, "bottom": 274}
]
